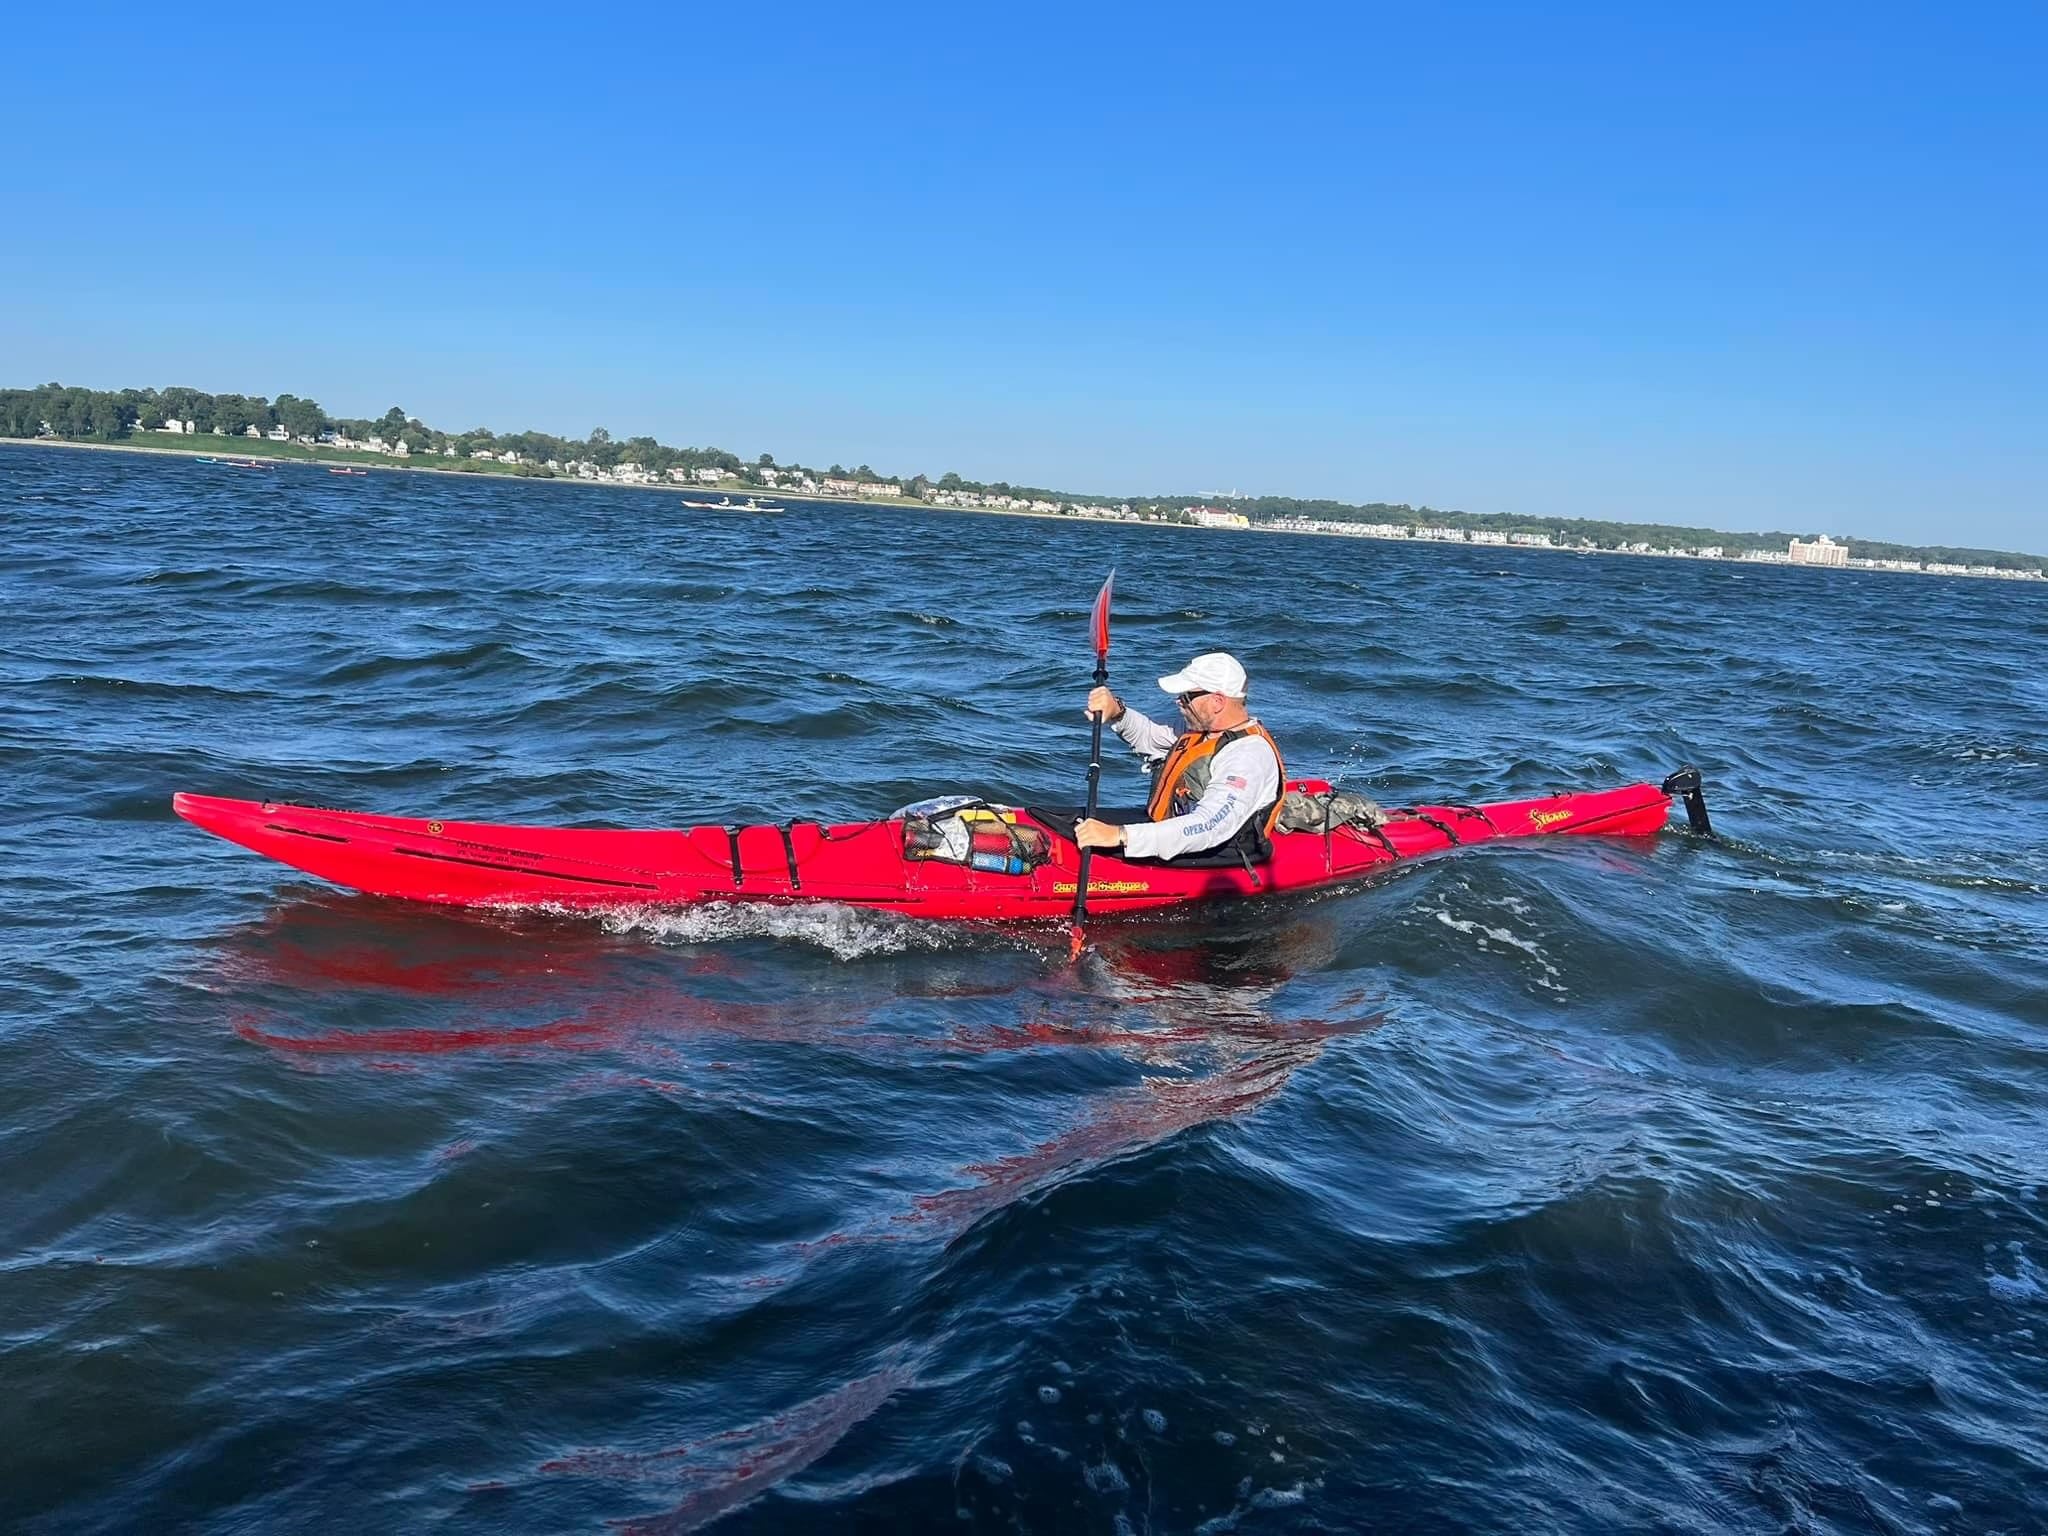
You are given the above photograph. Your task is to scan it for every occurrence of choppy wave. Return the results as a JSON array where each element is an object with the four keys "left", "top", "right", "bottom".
[{"left": 3, "top": 444, "right": 2047, "bottom": 1531}]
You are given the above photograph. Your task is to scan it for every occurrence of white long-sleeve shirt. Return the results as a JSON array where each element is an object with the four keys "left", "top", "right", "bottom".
[{"left": 1107, "top": 705, "right": 1282, "bottom": 861}]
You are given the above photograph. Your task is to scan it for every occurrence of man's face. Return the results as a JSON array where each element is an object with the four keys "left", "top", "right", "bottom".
[{"left": 1177, "top": 690, "right": 1220, "bottom": 729}]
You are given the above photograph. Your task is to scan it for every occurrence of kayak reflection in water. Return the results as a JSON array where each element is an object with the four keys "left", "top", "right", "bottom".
[{"left": 1074, "top": 651, "right": 1287, "bottom": 864}]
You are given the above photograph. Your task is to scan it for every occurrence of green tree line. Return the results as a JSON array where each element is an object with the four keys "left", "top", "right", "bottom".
[{"left": 0, "top": 383, "right": 757, "bottom": 482}]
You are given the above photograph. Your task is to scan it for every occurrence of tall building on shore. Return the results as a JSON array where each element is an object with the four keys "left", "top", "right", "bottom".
[{"left": 1789, "top": 534, "right": 1849, "bottom": 567}]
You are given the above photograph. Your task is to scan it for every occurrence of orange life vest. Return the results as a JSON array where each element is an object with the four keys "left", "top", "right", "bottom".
[{"left": 1145, "top": 720, "right": 1287, "bottom": 857}]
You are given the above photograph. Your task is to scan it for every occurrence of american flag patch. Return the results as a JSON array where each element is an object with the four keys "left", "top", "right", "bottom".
[{"left": 1221, "top": 774, "right": 1249, "bottom": 791}]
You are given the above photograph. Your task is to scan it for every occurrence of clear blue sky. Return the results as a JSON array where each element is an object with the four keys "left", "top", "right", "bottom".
[{"left": 6, "top": 3, "right": 2043, "bottom": 549}]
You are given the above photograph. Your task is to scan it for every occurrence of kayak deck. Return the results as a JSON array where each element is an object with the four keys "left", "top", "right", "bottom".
[{"left": 171, "top": 777, "right": 1680, "bottom": 920}]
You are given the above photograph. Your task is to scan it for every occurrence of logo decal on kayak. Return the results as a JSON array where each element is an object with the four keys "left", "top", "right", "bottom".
[
  {"left": 1053, "top": 880, "right": 1149, "bottom": 896},
  {"left": 427, "top": 821, "right": 444, "bottom": 835},
  {"left": 1528, "top": 809, "right": 1572, "bottom": 829}
]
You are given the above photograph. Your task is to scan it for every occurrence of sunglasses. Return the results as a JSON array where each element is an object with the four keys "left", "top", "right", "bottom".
[{"left": 1175, "top": 690, "right": 1209, "bottom": 708}]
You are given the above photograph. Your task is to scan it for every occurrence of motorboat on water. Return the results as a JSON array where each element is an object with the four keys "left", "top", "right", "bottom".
[{"left": 683, "top": 495, "right": 785, "bottom": 512}]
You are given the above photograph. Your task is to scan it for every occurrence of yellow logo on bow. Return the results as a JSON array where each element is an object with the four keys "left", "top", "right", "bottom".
[{"left": 1528, "top": 809, "right": 1573, "bottom": 829}]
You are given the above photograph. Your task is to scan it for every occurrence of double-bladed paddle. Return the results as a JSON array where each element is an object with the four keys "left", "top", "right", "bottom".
[{"left": 1068, "top": 571, "right": 1116, "bottom": 959}]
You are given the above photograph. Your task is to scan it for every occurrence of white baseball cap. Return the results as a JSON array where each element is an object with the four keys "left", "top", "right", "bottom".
[{"left": 1158, "top": 652, "right": 1248, "bottom": 700}]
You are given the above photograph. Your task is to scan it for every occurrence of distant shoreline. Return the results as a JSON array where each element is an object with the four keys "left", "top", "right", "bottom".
[
  {"left": 2, "top": 432, "right": 689, "bottom": 493},
  {"left": 0, "top": 433, "right": 1147, "bottom": 527},
  {"left": 6, "top": 435, "right": 2041, "bottom": 582}
]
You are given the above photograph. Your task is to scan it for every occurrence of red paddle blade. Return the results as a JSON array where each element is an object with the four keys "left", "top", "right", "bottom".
[{"left": 1089, "top": 571, "right": 1115, "bottom": 658}]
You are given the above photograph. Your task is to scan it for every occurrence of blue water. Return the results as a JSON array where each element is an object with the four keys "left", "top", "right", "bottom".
[{"left": 4, "top": 443, "right": 2045, "bottom": 1533}]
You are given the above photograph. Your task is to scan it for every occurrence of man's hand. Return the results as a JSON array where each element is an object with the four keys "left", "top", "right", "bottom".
[
  {"left": 1085, "top": 686, "right": 1124, "bottom": 723},
  {"left": 1074, "top": 818, "right": 1125, "bottom": 849}
]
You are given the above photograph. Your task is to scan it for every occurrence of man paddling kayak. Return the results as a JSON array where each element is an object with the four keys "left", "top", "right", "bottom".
[{"left": 1074, "top": 652, "right": 1287, "bottom": 862}]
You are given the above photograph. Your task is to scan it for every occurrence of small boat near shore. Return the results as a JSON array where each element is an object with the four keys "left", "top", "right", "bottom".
[
  {"left": 683, "top": 495, "right": 784, "bottom": 512},
  {"left": 327, "top": 466, "right": 369, "bottom": 476}
]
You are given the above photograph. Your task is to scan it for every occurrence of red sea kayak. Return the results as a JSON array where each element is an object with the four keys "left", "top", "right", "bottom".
[{"left": 171, "top": 771, "right": 1707, "bottom": 921}]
